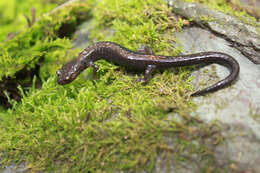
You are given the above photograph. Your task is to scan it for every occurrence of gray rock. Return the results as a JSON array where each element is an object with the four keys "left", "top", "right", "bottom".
[
  {"left": 0, "top": 162, "right": 27, "bottom": 173},
  {"left": 169, "top": 0, "right": 260, "bottom": 64},
  {"left": 175, "top": 27, "right": 260, "bottom": 173}
]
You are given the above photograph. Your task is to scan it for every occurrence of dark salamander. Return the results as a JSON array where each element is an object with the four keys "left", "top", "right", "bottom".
[{"left": 57, "top": 41, "right": 239, "bottom": 96}]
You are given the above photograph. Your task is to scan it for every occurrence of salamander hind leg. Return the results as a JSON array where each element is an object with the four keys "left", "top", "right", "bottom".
[
  {"left": 139, "top": 65, "right": 157, "bottom": 83},
  {"left": 137, "top": 45, "right": 154, "bottom": 55}
]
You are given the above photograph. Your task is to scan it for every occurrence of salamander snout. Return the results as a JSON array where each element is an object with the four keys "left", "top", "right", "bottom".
[
  {"left": 57, "top": 59, "right": 82, "bottom": 85},
  {"left": 57, "top": 68, "right": 73, "bottom": 85}
]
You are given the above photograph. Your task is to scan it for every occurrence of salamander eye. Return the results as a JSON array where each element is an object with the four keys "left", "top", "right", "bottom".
[{"left": 57, "top": 70, "right": 61, "bottom": 76}]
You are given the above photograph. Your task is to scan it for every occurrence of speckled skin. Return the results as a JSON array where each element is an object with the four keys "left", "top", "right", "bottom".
[{"left": 57, "top": 41, "right": 239, "bottom": 96}]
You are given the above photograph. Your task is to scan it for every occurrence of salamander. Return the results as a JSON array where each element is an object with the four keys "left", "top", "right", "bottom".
[{"left": 57, "top": 41, "right": 239, "bottom": 96}]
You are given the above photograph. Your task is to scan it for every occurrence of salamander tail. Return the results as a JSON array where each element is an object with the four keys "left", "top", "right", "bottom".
[{"left": 190, "top": 53, "right": 239, "bottom": 96}]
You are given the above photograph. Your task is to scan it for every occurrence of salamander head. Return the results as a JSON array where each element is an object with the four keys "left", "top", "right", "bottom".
[
  {"left": 57, "top": 59, "right": 83, "bottom": 85},
  {"left": 57, "top": 49, "right": 97, "bottom": 85}
]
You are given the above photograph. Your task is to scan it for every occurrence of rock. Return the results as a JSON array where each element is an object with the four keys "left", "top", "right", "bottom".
[
  {"left": 169, "top": 0, "right": 260, "bottom": 64},
  {"left": 175, "top": 26, "right": 260, "bottom": 173}
]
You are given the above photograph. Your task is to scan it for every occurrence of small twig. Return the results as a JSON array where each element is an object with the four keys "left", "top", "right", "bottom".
[
  {"left": 24, "top": 7, "right": 36, "bottom": 27},
  {"left": 24, "top": 14, "right": 31, "bottom": 27},
  {"left": 31, "top": 7, "right": 36, "bottom": 26}
]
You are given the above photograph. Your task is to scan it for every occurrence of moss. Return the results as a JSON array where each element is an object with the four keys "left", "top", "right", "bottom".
[
  {"left": 0, "top": 1, "right": 93, "bottom": 81},
  {"left": 249, "top": 107, "right": 260, "bottom": 123},
  {"left": 0, "top": 0, "right": 94, "bottom": 108},
  {"left": 90, "top": 0, "right": 185, "bottom": 56},
  {"left": 0, "top": 0, "right": 228, "bottom": 172},
  {"left": 0, "top": 75, "right": 224, "bottom": 172},
  {"left": 0, "top": 0, "right": 66, "bottom": 42}
]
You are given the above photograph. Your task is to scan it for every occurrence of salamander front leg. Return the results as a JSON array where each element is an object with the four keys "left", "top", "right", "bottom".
[
  {"left": 137, "top": 46, "right": 156, "bottom": 83},
  {"left": 89, "top": 61, "right": 99, "bottom": 79},
  {"left": 139, "top": 65, "right": 157, "bottom": 83}
]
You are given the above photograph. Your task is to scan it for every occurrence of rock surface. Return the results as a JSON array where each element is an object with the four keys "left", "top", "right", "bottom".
[
  {"left": 175, "top": 27, "right": 260, "bottom": 173},
  {"left": 169, "top": 0, "right": 260, "bottom": 64}
]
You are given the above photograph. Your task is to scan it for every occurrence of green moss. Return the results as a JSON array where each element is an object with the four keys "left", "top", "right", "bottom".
[
  {"left": 0, "top": 0, "right": 227, "bottom": 172},
  {"left": 0, "top": 0, "right": 66, "bottom": 42},
  {"left": 90, "top": 0, "right": 184, "bottom": 56},
  {"left": 0, "top": 0, "right": 93, "bottom": 81},
  {"left": 0, "top": 73, "right": 224, "bottom": 172}
]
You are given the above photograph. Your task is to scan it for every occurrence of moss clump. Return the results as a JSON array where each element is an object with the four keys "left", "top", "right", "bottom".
[
  {"left": 0, "top": 0, "right": 93, "bottom": 81},
  {"left": 90, "top": 0, "right": 187, "bottom": 56},
  {"left": 0, "top": 0, "right": 94, "bottom": 108},
  {"left": 0, "top": 73, "right": 224, "bottom": 172},
  {"left": 0, "top": 0, "right": 66, "bottom": 42},
  {"left": 0, "top": 0, "right": 227, "bottom": 172}
]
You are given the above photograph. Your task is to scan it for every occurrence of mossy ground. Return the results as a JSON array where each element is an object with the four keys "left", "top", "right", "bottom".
[
  {"left": 0, "top": 0, "right": 93, "bottom": 81},
  {"left": 0, "top": 0, "right": 254, "bottom": 172}
]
